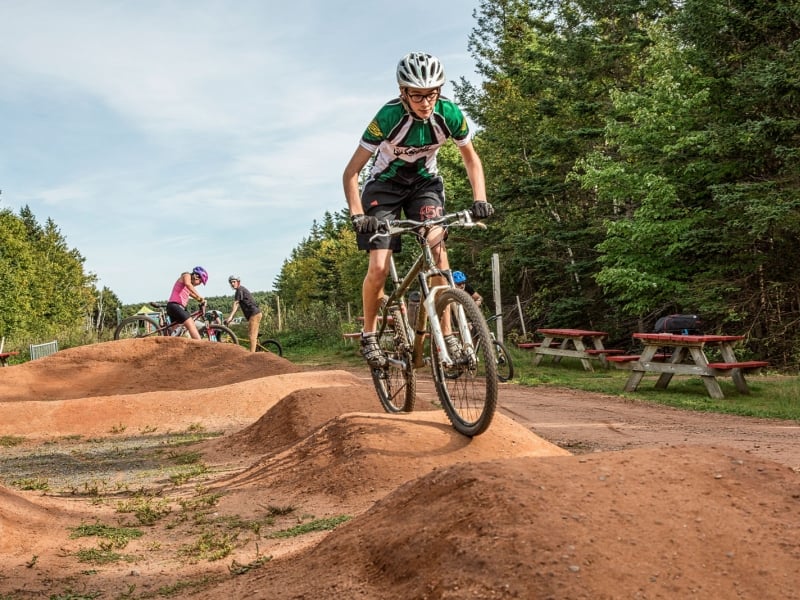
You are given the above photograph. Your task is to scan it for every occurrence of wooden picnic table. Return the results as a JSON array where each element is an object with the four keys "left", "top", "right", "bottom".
[
  {"left": 0, "top": 351, "right": 19, "bottom": 367},
  {"left": 607, "top": 333, "right": 768, "bottom": 399},
  {"left": 524, "top": 328, "right": 623, "bottom": 372}
]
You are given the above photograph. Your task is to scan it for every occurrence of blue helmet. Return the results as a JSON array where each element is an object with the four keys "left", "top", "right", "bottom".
[{"left": 452, "top": 271, "right": 467, "bottom": 284}]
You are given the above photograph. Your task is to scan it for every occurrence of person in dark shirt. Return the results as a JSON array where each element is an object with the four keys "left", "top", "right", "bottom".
[{"left": 224, "top": 275, "right": 262, "bottom": 352}]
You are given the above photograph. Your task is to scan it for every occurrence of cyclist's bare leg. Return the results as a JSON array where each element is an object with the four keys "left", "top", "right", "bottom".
[
  {"left": 362, "top": 249, "right": 392, "bottom": 333},
  {"left": 183, "top": 317, "right": 202, "bottom": 339},
  {"left": 248, "top": 312, "right": 262, "bottom": 353}
]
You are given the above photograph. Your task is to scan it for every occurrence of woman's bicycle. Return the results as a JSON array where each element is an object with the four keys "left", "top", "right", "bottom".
[
  {"left": 113, "top": 302, "right": 239, "bottom": 345},
  {"left": 368, "top": 209, "right": 498, "bottom": 437},
  {"left": 481, "top": 314, "right": 514, "bottom": 382}
]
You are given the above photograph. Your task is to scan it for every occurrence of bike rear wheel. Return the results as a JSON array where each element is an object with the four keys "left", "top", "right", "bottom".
[
  {"left": 431, "top": 288, "right": 497, "bottom": 436},
  {"left": 493, "top": 339, "right": 514, "bottom": 382},
  {"left": 371, "top": 305, "right": 416, "bottom": 413},
  {"left": 114, "top": 316, "right": 161, "bottom": 340},
  {"left": 204, "top": 324, "right": 239, "bottom": 345},
  {"left": 257, "top": 338, "right": 283, "bottom": 356}
]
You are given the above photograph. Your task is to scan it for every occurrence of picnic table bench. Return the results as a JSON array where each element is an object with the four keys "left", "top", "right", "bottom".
[{"left": 609, "top": 333, "right": 767, "bottom": 399}]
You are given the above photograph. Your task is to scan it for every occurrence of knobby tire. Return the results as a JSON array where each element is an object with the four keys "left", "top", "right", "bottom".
[
  {"left": 493, "top": 339, "right": 514, "bottom": 382},
  {"left": 204, "top": 324, "right": 238, "bottom": 345},
  {"left": 257, "top": 338, "right": 283, "bottom": 355},
  {"left": 371, "top": 306, "right": 416, "bottom": 413},
  {"left": 431, "top": 288, "right": 498, "bottom": 436},
  {"left": 114, "top": 316, "right": 162, "bottom": 340}
]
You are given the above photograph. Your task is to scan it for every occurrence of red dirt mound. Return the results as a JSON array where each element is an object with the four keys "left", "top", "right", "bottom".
[
  {"left": 1, "top": 336, "right": 799, "bottom": 599},
  {"left": 0, "top": 337, "right": 300, "bottom": 402},
  {"left": 197, "top": 447, "right": 800, "bottom": 600}
]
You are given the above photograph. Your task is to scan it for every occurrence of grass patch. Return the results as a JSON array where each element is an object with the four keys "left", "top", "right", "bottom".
[
  {"left": 10, "top": 477, "right": 49, "bottom": 491},
  {"left": 509, "top": 350, "right": 800, "bottom": 419},
  {"left": 179, "top": 531, "right": 238, "bottom": 561},
  {"left": 0, "top": 435, "right": 25, "bottom": 447},
  {"left": 70, "top": 523, "right": 144, "bottom": 548},
  {"left": 268, "top": 515, "right": 351, "bottom": 538},
  {"left": 75, "top": 546, "right": 137, "bottom": 565},
  {"left": 116, "top": 495, "right": 172, "bottom": 525}
]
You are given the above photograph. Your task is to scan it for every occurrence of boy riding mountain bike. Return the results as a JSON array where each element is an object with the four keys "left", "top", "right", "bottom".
[{"left": 342, "top": 51, "right": 494, "bottom": 368}]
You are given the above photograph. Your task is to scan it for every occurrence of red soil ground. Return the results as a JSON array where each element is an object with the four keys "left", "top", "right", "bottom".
[{"left": 0, "top": 337, "right": 797, "bottom": 598}]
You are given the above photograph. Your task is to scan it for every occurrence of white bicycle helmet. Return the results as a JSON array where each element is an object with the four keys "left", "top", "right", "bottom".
[{"left": 396, "top": 52, "right": 446, "bottom": 89}]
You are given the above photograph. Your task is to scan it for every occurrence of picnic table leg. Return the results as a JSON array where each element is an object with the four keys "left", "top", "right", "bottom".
[
  {"left": 686, "top": 346, "right": 725, "bottom": 399},
  {"left": 552, "top": 339, "right": 570, "bottom": 364},
  {"left": 623, "top": 344, "right": 660, "bottom": 392},
  {"left": 591, "top": 337, "right": 611, "bottom": 367},
  {"left": 532, "top": 336, "right": 554, "bottom": 366},
  {"left": 573, "top": 339, "right": 594, "bottom": 372},
  {"left": 718, "top": 342, "right": 750, "bottom": 394},
  {"left": 654, "top": 347, "right": 685, "bottom": 390}
]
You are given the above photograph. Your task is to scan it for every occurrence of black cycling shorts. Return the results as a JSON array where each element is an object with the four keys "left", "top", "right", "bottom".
[
  {"left": 166, "top": 302, "right": 191, "bottom": 324},
  {"left": 356, "top": 177, "right": 445, "bottom": 252}
]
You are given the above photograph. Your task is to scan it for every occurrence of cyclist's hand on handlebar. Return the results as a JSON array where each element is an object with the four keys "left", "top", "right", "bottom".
[
  {"left": 350, "top": 214, "right": 380, "bottom": 234},
  {"left": 470, "top": 201, "right": 494, "bottom": 219}
]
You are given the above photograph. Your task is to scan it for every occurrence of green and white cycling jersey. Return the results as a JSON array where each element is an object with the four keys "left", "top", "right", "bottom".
[{"left": 359, "top": 97, "right": 471, "bottom": 186}]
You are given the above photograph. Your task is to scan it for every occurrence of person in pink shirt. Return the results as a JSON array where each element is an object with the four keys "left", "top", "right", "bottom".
[{"left": 166, "top": 266, "right": 208, "bottom": 339}]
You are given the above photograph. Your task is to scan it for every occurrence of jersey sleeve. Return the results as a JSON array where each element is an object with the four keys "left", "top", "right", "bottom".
[
  {"left": 443, "top": 101, "right": 471, "bottom": 146},
  {"left": 358, "top": 101, "right": 398, "bottom": 153}
]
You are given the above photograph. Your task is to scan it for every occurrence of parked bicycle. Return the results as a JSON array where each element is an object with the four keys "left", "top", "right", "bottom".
[
  {"left": 368, "top": 209, "right": 497, "bottom": 437},
  {"left": 257, "top": 336, "right": 283, "bottom": 355},
  {"left": 481, "top": 314, "right": 514, "bottom": 382},
  {"left": 237, "top": 335, "right": 283, "bottom": 355},
  {"left": 114, "top": 302, "right": 239, "bottom": 345}
]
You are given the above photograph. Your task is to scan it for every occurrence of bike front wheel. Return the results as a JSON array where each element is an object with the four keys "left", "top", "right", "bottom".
[
  {"left": 114, "top": 316, "right": 161, "bottom": 340},
  {"left": 371, "top": 305, "right": 416, "bottom": 413},
  {"left": 203, "top": 324, "right": 239, "bottom": 345},
  {"left": 257, "top": 338, "right": 283, "bottom": 356},
  {"left": 431, "top": 288, "right": 498, "bottom": 436},
  {"left": 493, "top": 339, "right": 514, "bottom": 382}
]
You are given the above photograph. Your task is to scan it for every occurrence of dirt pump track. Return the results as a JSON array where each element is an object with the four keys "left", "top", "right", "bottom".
[{"left": 0, "top": 336, "right": 798, "bottom": 599}]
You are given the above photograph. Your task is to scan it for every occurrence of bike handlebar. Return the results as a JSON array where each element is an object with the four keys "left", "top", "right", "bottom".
[{"left": 369, "top": 209, "right": 487, "bottom": 243}]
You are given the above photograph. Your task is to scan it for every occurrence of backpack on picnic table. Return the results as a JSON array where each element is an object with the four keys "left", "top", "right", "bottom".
[{"left": 654, "top": 314, "right": 703, "bottom": 335}]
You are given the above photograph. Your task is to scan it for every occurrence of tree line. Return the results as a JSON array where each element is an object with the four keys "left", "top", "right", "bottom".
[
  {"left": 274, "top": 0, "right": 800, "bottom": 369},
  {"left": 0, "top": 205, "right": 120, "bottom": 348},
  {"left": 3, "top": 0, "right": 797, "bottom": 368}
]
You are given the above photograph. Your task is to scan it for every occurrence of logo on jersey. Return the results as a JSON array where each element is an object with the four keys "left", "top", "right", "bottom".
[
  {"left": 394, "top": 145, "right": 432, "bottom": 157},
  {"left": 367, "top": 120, "right": 383, "bottom": 138}
]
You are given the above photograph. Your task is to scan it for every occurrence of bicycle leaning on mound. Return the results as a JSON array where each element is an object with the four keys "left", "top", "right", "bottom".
[
  {"left": 368, "top": 209, "right": 498, "bottom": 437},
  {"left": 113, "top": 302, "right": 239, "bottom": 344}
]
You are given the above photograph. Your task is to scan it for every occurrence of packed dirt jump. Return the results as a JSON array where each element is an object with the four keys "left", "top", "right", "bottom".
[{"left": 0, "top": 337, "right": 798, "bottom": 598}]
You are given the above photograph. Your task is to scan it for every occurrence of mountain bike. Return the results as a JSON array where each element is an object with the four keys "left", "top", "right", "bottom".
[
  {"left": 368, "top": 209, "right": 497, "bottom": 437},
  {"left": 113, "top": 302, "right": 239, "bottom": 345},
  {"left": 480, "top": 314, "right": 514, "bottom": 382}
]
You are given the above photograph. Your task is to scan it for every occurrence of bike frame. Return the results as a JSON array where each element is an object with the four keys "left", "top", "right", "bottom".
[{"left": 375, "top": 214, "right": 479, "bottom": 370}]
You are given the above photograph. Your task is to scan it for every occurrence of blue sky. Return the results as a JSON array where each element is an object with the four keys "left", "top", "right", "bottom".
[{"left": 0, "top": 1, "right": 483, "bottom": 304}]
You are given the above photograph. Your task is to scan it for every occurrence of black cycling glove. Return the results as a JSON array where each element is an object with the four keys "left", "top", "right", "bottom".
[
  {"left": 470, "top": 201, "right": 495, "bottom": 219},
  {"left": 351, "top": 214, "right": 380, "bottom": 234}
]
